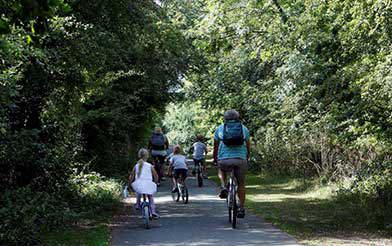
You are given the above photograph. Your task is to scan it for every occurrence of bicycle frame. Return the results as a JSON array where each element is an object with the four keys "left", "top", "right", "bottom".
[
  {"left": 141, "top": 194, "right": 152, "bottom": 229},
  {"left": 172, "top": 173, "right": 189, "bottom": 204},
  {"left": 193, "top": 160, "right": 202, "bottom": 171},
  {"left": 226, "top": 168, "right": 238, "bottom": 228},
  {"left": 193, "top": 159, "right": 204, "bottom": 187},
  {"left": 177, "top": 175, "right": 186, "bottom": 195},
  {"left": 154, "top": 155, "right": 168, "bottom": 183}
]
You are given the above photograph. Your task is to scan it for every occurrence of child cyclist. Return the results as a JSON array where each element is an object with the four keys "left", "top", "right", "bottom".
[
  {"left": 168, "top": 145, "right": 188, "bottom": 193},
  {"left": 190, "top": 134, "right": 208, "bottom": 179},
  {"left": 129, "top": 148, "right": 160, "bottom": 218}
]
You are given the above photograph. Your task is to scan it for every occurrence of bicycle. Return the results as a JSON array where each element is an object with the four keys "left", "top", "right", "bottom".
[
  {"left": 171, "top": 173, "right": 189, "bottom": 204},
  {"left": 140, "top": 194, "right": 152, "bottom": 229},
  {"left": 152, "top": 155, "right": 165, "bottom": 184},
  {"left": 226, "top": 167, "right": 239, "bottom": 229},
  {"left": 193, "top": 159, "right": 204, "bottom": 187}
]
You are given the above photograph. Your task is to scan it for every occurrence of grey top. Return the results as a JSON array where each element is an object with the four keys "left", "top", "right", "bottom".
[
  {"left": 151, "top": 149, "right": 167, "bottom": 157},
  {"left": 170, "top": 154, "right": 188, "bottom": 170},
  {"left": 192, "top": 141, "right": 207, "bottom": 160}
]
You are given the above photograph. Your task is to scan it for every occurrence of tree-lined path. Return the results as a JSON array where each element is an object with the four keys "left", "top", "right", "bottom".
[
  {"left": 3, "top": 0, "right": 392, "bottom": 244},
  {"left": 111, "top": 177, "right": 298, "bottom": 246}
]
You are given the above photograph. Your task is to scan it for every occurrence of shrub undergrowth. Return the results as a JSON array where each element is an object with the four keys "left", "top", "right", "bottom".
[{"left": 0, "top": 172, "right": 121, "bottom": 245}]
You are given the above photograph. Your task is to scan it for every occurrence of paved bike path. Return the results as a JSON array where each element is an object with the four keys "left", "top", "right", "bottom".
[{"left": 111, "top": 177, "right": 298, "bottom": 246}]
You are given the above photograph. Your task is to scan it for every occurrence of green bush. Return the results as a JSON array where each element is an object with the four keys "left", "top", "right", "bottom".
[
  {"left": 69, "top": 172, "right": 122, "bottom": 213},
  {"left": 339, "top": 161, "right": 392, "bottom": 229},
  {"left": 0, "top": 172, "right": 122, "bottom": 245},
  {"left": 0, "top": 187, "right": 73, "bottom": 245}
]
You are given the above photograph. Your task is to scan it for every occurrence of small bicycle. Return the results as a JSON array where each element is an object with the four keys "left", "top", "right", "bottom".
[
  {"left": 227, "top": 167, "right": 239, "bottom": 229},
  {"left": 171, "top": 173, "right": 189, "bottom": 204},
  {"left": 193, "top": 159, "right": 204, "bottom": 187},
  {"left": 140, "top": 194, "right": 152, "bottom": 229}
]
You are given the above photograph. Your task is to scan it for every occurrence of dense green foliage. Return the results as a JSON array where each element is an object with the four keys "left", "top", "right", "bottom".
[
  {"left": 0, "top": 172, "right": 121, "bottom": 245},
  {"left": 1, "top": 0, "right": 392, "bottom": 243},
  {"left": 1, "top": 0, "right": 188, "bottom": 244},
  {"left": 1, "top": 0, "right": 188, "bottom": 188},
  {"left": 163, "top": 101, "right": 215, "bottom": 149},
  {"left": 163, "top": 0, "right": 392, "bottom": 228}
]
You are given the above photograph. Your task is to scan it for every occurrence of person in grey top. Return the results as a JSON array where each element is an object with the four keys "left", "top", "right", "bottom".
[
  {"left": 190, "top": 134, "right": 208, "bottom": 178},
  {"left": 169, "top": 145, "right": 188, "bottom": 193}
]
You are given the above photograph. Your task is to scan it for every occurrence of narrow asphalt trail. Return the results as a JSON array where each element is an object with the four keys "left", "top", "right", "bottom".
[{"left": 111, "top": 174, "right": 298, "bottom": 246}]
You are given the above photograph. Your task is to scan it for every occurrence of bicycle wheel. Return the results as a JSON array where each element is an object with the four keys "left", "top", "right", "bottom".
[
  {"left": 175, "top": 184, "right": 180, "bottom": 202},
  {"left": 197, "top": 169, "right": 203, "bottom": 187},
  {"left": 231, "top": 189, "right": 237, "bottom": 229},
  {"left": 181, "top": 186, "right": 189, "bottom": 204},
  {"left": 227, "top": 196, "right": 232, "bottom": 223},
  {"left": 143, "top": 205, "right": 150, "bottom": 229},
  {"left": 171, "top": 189, "right": 179, "bottom": 202}
]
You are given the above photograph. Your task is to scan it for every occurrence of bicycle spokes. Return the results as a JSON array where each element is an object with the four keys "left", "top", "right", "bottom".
[{"left": 227, "top": 174, "right": 238, "bottom": 229}]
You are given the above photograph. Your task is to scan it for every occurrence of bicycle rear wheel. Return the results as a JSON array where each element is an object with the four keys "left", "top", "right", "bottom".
[
  {"left": 181, "top": 186, "right": 189, "bottom": 204},
  {"left": 143, "top": 205, "right": 150, "bottom": 229},
  {"left": 171, "top": 190, "right": 179, "bottom": 202},
  {"left": 228, "top": 196, "right": 232, "bottom": 223},
  {"left": 175, "top": 183, "right": 181, "bottom": 202},
  {"left": 231, "top": 189, "right": 237, "bottom": 229},
  {"left": 197, "top": 169, "right": 203, "bottom": 187}
]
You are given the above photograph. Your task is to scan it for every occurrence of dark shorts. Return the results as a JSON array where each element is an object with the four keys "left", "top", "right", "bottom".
[
  {"left": 218, "top": 158, "right": 248, "bottom": 186},
  {"left": 152, "top": 155, "right": 166, "bottom": 164},
  {"left": 193, "top": 158, "right": 205, "bottom": 167},
  {"left": 173, "top": 169, "right": 188, "bottom": 179}
]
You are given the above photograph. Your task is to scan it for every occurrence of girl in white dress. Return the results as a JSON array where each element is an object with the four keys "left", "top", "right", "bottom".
[{"left": 129, "top": 148, "right": 159, "bottom": 217}]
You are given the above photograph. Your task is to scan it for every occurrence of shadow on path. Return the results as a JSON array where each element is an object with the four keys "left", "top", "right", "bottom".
[{"left": 111, "top": 176, "right": 298, "bottom": 246}]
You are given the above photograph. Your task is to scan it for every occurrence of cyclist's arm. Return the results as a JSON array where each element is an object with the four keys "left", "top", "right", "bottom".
[
  {"left": 188, "top": 145, "right": 194, "bottom": 156},
  {"left": 246, "top": 139, "right": 250, "bottom": 161},
  {"left": 164, "top": 136, "right": 169, "bottom": 149},
  {"left": 167, "top": 158, "right": 174, "bottom": 175},
  {"left": 129, "top": 167, "right": 136, "bottom": 184},
  {"left": 244, "top": 126, "right": 251, "bottom": 161},
  {"left": 148, "top": 137, "right": 152, "bottom": 151},
  {"left": 167, "top": 164, "right": 173, "bottom": 176},
  {"left": 151, "top": 166, "right": 159, "bottom": 183},
  {"left": 213, "top": 139, "right": 219, "bottom": 164}
]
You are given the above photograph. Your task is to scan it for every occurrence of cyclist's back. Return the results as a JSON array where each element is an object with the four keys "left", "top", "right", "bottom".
[
  {"left": 148, "top": 127, "right": 169, "bottom": 184},
  {"left": 191, "top": 135, "right": 208, "bottom": 178},
  {"left": 170, "top": 154, "right": 187, "bottom": 168},
  {"left": 192, "top": 141, "right": 207, "bottom": 160},
  {"left": 213, "top": 109, "right": 250, "bottom": 219},
  {"left": 169, "top": 145, "right": 188, "bottom": 192},
  {"left": 149, "top": 127, "right": 168, "bottom": 157}
]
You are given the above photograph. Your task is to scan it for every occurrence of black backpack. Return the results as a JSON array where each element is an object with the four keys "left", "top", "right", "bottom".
[
  {"left": 222, "top": 120, "right": 244, "bottom": 146},
  {"left": 151, "top": 133, "right": 166, "bottom": 150}
]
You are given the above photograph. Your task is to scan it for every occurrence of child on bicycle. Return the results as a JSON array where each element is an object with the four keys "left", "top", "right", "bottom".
[
  {"left": 168, "top": 145, "right": 188, "bottom": 193},
  {"left": 190, "top": 134, "right": 208, "bottom": 178},
  {"left": 129, "top": 148, "right": 160, "bottom": 218}
]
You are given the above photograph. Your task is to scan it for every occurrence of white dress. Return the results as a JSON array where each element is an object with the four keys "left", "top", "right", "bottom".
[{"left": 131, "top": 162, "right": 157, "bottom": 195}]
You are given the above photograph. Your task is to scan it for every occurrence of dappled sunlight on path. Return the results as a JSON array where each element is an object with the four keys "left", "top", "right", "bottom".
[{"left": 111, "top": 176, "right": 298, "bottom": 246}]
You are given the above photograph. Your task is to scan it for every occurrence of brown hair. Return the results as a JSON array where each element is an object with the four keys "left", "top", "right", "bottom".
[{"left": 173, "top": 145, "right": 181, "bottom": 155}]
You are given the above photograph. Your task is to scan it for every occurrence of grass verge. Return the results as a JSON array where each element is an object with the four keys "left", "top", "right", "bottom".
[
  {"left": 42, "top": 224, "right": 110, "bottom": 246},
  {"left": 39, "top": 173, "right": 122, "bottom": 246},
  {"left": 206, "top": 166, "right": 392, "bottom": 245}
]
